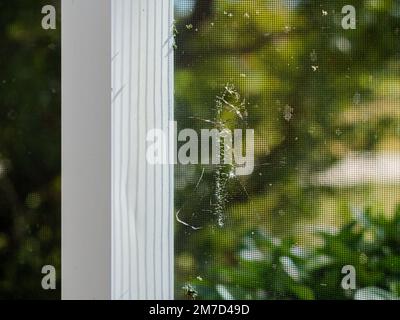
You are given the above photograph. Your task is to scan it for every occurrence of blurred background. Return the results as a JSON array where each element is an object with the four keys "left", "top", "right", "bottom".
[
  {"left": 0, "top": 0, "right": 60, "bottom": 299},
  {"left": 174, "top": 0, "right": 400, "bottom": 299},
  {"left": 1, "top": 0, "right": 399, "bottom": 301}
]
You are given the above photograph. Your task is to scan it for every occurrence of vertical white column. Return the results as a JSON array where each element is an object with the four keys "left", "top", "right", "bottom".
[
  {"left": 62, "top": 0, "right": 111, "bottom": 300},
  {"left": 112, "top": 0, "right": 174, "bottom": 300}
]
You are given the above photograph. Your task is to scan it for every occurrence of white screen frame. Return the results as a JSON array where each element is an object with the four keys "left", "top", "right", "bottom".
[
  {"left": 62, "top": 0, "right": 112, "bottom": 300},
  {"left": 111, "top": 0, "right": 174, "bottom": 300},
  {"left": 62, "top": 0, "right": 174, "bottom": 300}
]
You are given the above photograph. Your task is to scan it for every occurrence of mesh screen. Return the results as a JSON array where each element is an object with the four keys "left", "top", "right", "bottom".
[{"left": 174, "top": 0, "right": 400, "bottom": 300}]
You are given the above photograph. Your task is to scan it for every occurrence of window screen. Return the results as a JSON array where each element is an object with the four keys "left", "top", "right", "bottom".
[{"left": 174, "top": 0, "right": 400, "bottom": 300}]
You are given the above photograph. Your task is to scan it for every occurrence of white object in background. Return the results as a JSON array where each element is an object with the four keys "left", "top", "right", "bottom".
[{"left": 312, "top": 152, "right": 400, "bottom": 187}]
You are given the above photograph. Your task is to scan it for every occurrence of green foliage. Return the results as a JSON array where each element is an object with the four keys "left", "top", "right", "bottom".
[
  {"left": 186, "top": 206, "right": 400, "bottom": 300},
  {"left": 0, "top": 0, "right": 60, "bottom": 299}
]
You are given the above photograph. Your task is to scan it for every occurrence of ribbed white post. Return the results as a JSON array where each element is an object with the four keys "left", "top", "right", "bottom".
[{"left": 112, "top": 0, "right": 174, "bottom": 300}]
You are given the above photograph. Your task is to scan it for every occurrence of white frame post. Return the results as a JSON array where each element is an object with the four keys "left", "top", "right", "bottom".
[
  {"left": 112, "top": 0, "right": 175, "bottom": 300},
  {"left": 62, "top": 0, "right": 111, "bottom": 300}
]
